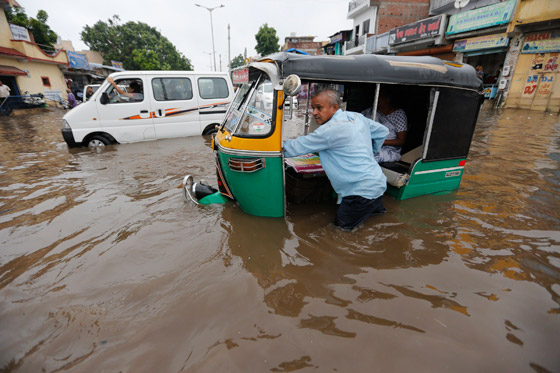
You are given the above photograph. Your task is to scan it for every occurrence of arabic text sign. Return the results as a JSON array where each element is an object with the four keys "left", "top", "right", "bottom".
[
  {"left": 453, "top": 33, "right": 509, "bottom": 52},
  {"left": 446, "top": 0, "right": 515, "bottom": 35}
]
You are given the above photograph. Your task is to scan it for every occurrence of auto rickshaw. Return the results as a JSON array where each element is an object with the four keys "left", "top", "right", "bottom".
[{"left": 183, "top": 52, "right": 483, "bottom": 218}]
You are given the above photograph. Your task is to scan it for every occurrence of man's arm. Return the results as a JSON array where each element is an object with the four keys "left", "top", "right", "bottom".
[
  {"left": 368, "top": 119, "right": 389, "bottom": 154},
  {"left": 283, "top": 129, "right": 330, "bottom": 158}
]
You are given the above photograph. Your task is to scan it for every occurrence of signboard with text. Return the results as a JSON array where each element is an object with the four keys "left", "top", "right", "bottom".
[
  {"left": 389, "top": 15, "right": 443, "bottom": 45},
  {"left": 453, "top": 33, "right": 509, "bottom": 52},
  {"left": 521, "top": 32, "right": 560, "bottom": 54},
  {"left": 9, "top": 24, "right": 30, "bottom": 41},
  {"left": 67, "top": 51, "right": 90, "bottom": 70},
  {"left": 446, "top": 0, "right": 515, "bottom": 36},
  {"left": 232, "top": 68, "right": 249, "bottom": 84},
  {"left": 522, "top": 74, "right": 539, "bottom": 98},
  {"left": 111, "top": 61, "right": 124, "bottom": 70}
]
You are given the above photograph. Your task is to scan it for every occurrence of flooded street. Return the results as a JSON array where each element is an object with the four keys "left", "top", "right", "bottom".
[{"left": 1, "top": 105, "right": 559, "bottom": 372}]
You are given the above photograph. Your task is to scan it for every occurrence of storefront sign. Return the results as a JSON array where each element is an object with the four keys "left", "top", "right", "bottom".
[
  {"left": 446, "top": 0, "right": 515, "bottom": 36},
  {"left": 536, "top": 74, "right": 554, "bottom": 97},
  {"left": 521, "top": 32, "right": 560, "bottom": 54},
  {"left": 530, "top": 54, "right": 545, "bottom": 71},
  {"left": 453, "top": 33, "right": 509, "bottom": 52},
  {"left": 232, "top": 68, "right": 248, "bottom": 84},
  {"left": 111, "top": 61, "right": 124, "bottom": 70},
  {"left": 389, "top": 15, "right": 443, "bottom": 45},
  {"left": 9, "top": 24, "right": 30, "bottom": 41},
  {"left": 544, "top": 53, "right": 559, "bottom": 72},
  {"left": 67, "top": 51, "right": 90, "bottom": 70},
  {"left": 522, "top": 74, "right": 539, "bottom": 98},
  {"left": 331, "top": 33, "right": 343, "bottom": 43}
]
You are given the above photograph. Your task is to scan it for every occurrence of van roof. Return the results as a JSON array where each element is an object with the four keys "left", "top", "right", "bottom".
[
  {"left": 256, "top": 52, "right": 481, "bottom": 91},
  {"left": 109, "top": 71, "right": 229, "bottom": 77}
]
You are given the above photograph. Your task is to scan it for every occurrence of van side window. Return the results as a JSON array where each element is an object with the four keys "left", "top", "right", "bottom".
[
  {"left": 105, "top": 78, "right": 144, "bottom": 103},
  {"left": 152, "top": 78, "right": 193, "bottom": 101},
  {"left": 198, "top": 77, "right": 229, "bottom": 99}
]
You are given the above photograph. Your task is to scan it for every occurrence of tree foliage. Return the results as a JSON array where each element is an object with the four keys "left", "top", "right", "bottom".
[
  {"left": 255, "top": 24, "right": 279, "bottom": 57},
  {"left": 81, "top": 16, "right": 192, "bottom": 71},
  {"left": 230, "top": 54, "right": 245, "bottom": 69},
  {"left": 5, "top": 7, "right": 58, "bottom": 53}
]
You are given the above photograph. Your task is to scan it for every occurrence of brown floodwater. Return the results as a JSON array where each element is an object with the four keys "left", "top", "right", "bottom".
[{"left": 0, "top": 105, "right": 559, "bottom": 372}]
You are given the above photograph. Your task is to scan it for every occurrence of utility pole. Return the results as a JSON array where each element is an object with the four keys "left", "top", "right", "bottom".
[
  {"left": 195, "top": 4, "right": 225, "bottom": 72},
  {"left": 228, "top": 24, "right": 231, "bottom": 70}
]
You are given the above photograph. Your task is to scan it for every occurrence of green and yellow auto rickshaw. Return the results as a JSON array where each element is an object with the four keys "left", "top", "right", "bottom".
[{"left": 183, "top": 52, "right": 483, "bottom": 218}]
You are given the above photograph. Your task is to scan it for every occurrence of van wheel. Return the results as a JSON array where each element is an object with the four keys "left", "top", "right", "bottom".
[
  {"left": 203, "top": 125, "right": 218, "bottom": 136},
  {"left": 86, "top": 135, "right": 110, "bottom": 147}
]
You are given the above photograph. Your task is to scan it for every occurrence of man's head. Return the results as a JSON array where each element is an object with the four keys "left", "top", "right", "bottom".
[{"left": 311, "top": 89, "right": 340, "bottom": 125}]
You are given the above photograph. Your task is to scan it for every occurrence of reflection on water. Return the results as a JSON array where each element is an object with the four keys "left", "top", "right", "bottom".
[{"left": 0, "top": 106, "right": 559, "bottom": 372}]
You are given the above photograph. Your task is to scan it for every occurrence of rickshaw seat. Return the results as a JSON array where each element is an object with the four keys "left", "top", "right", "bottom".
[{"left": 400, "top": 146, "right": 422, "bottom": 164}]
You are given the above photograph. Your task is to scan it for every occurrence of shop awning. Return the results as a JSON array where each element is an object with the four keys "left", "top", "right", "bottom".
[
  {"left": 0, "top": 46, "right": 26, "bottom": 59},
  {"left": 0, "top": 64, "right": 27, "bottom": 76},
  {"left": 464, "top": 47, "right": 508, "bottom": 57}
]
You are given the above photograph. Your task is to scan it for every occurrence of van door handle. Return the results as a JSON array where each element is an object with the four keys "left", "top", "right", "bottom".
[
  {"left": 158, "top": 109, "right": 164, "bottom": 117},
  {"left": 139, "top": 110, "right": 151, "bottom": 119},
  {"left": 140, "top": 110, "right": 148, "bottom": 113}
]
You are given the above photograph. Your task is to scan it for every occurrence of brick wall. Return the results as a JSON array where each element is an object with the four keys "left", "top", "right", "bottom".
[
  {"left": 282, "top": 41, "right": 323, "bottom": 55},
  {"left": 376, "top": 0, "right": 430, "bottom": 34}
]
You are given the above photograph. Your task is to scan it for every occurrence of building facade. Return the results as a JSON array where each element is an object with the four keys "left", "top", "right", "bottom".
[
  {"left": 0, "top": 0, "right": 68, "bottom": 103},
  {"left": 281, "top": 35, "right": 323, "bottom": 55},
  {"left": 503, "top": 0, "right": 560, "bottom": 112},
  {"left": 345, "top": 0, "right": 430, "bottom": 55}
]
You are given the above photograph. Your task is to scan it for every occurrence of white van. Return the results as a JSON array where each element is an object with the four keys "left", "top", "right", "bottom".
[{"left": 61, "top": 71, "right": 234, "bottom": 147}]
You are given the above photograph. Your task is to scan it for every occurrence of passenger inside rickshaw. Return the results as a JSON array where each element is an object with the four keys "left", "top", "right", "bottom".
[{"left": 283, "top": 82, "right": 432, "bottom": 203}]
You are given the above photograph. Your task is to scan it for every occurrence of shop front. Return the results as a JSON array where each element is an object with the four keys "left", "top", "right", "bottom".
[
  {"left": 506, "top": 31, "right": 560, "bottom": 111},
  {"left": 445, "top": 0, "right": 516, "bottom": 98},
  {"left": 453, "top": 33, "right": 510, "bottom": 98}
]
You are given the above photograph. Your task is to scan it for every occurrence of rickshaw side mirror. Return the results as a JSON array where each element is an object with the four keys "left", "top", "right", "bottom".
[{"left": 283, "top": 75, "right": 301, "bottom": 97}]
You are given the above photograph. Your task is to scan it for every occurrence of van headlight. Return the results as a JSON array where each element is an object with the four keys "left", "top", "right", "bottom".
[{"left": 62, "top": 119, "right": 71, "bottom": 129}]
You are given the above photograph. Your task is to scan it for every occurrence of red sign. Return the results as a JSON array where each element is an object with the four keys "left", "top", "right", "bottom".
[{"left": 232, "top": 68, "right": 248, "bottom": 84}]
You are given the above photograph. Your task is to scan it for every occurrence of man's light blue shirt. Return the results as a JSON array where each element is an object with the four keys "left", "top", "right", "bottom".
[{"left": 283, "top": 109, "right": 389, "bottom": 202}]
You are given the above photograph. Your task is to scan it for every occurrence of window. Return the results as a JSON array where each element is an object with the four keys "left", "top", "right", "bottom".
[
  {"left": 236, "top": 80, "right": 274, "bottom": 136},
  {"left": 198, "top": 77, "right": 229, "bottom": 99},
  {"left": 152, "top": 78, "right": 193, "bottom": 101},
  {"left": 41, "top": 76, "right": 51, "bottom": 87},
  {"left": 363, "top": 19, "right": 370, "bottom": 35},
  {"left": 223, "top": 79, "right": 274, "bottom": 137},
  {"left": 104, "top": 78, "right": 144, "bottom": 103}
]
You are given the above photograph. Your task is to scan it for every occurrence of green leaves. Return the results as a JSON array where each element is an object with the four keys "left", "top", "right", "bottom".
[
  {"left": 255, "top": 24, "right": 280, "bottom": 57},
  {"left": 6, "top": 8, "right": 57, "bottom": 53},
  {"left": 81, "top": 16, "right": 193, "bottom": 71}
]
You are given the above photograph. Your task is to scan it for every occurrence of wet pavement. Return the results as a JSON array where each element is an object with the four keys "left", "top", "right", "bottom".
[{"left": 0, "top": 105, "right": 559, "bottom": 372}]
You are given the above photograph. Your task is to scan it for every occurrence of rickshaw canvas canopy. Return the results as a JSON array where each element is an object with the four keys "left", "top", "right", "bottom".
[{"left": 259, "top": 52, "right": 481, "bottom": 91}]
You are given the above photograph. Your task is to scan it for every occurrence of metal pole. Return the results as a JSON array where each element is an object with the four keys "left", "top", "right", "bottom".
[
  {"left": 228, "top": 24, "right": 231, "bottom": 70},
  {"left": 195, "top": 4, "right": 225, "bottom": 73},
  {"left": 209, "top": 10, "right": 216, "bottom": 71}
]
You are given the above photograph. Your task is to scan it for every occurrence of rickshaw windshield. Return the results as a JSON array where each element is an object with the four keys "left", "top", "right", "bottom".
[
  {"left": 223, "top": 84, "right": 252, "bottom": 133},
  {"left": 224, "top": 79, "right": 275, "bottom": 137}
]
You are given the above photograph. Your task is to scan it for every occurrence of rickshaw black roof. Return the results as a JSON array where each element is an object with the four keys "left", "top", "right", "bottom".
[{"left": 261, "top": 52, "right": 481, "bottom": 91}]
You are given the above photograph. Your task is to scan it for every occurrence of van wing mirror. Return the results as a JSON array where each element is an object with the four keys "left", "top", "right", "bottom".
[
  {"left": 100, "top": 92, "right": 109, "bottom": 105},
  {"left": 283, "top": 75, "right": 301, "bottom": 97}
]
